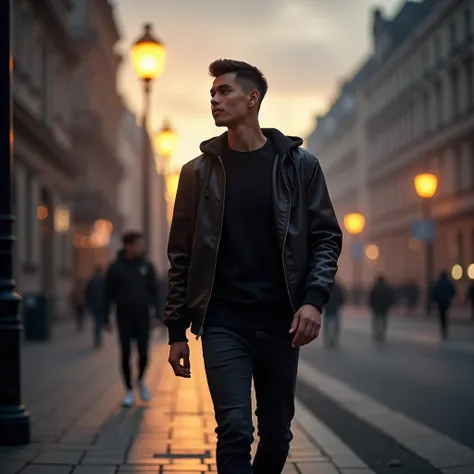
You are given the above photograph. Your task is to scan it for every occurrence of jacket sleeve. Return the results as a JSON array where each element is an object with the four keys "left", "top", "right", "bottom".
[
  {"left": 301, "top": 156, "right": 343, "bottom": 311},
  {"left": 164, "top": 164, "right": 194, "bottom": 344}
]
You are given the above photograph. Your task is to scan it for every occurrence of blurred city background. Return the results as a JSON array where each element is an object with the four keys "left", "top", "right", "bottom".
[{"left": 3, "top": 0, "right": 474, "bottom": 473}]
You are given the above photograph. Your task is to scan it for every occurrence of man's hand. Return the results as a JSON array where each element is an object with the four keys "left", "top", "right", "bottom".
[
  {"left": 168, "top": 342, "right": 191, "bottom": 378},
  {"left": 289, "top": 304, "right": 321, "bottom": 348},
  {"left": 103, "top": 322, "right": 113, "bottom": 333}
]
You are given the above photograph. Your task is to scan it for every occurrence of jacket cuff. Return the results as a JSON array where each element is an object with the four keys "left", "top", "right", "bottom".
[
  {"left": 167, "top": 326, "right": 189, "bottom": 345},
  {"left": 302, "top": 287, "right": 327, "bottom": 313}
]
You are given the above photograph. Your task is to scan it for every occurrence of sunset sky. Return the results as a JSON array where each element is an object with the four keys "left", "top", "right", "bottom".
[{"left": 114, "top": 0, "right": 407, "bottom": 170}]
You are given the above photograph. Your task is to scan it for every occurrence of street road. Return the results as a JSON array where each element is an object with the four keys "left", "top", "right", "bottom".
[{"left": 297, "top": 312, "right": 474, "bottom": 473}]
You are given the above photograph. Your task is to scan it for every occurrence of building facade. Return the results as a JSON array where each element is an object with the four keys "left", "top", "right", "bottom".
[
  {"left": 307, "top": 0, "right": 474, "bottom": 304},
  {"left": 363, "top": 0, "right": 474, "bottom": 301},
  {"left": 118, "top": 106, "right": 143, "bottom": 233},
  {"left": 68, "top": 0, "right": 124, "bottom": 281},
  {"left": 13, "top": 0, "right": 78, "bottom": 320}
]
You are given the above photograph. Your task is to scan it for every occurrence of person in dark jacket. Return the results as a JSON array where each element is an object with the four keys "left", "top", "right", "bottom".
[
  {"left": 324, "top": 279, "right": 345, "bottom": 348},
  {"left": 164, "top": 59, "right": 342, "bottom": 474},
  {"left": 432, "top": 271, "right": 456, "bottom": 340},
  {"left": 104, "top": 231, "right": 161, "bottom": 407},
  {"left": 466, "top": 281, "right": 474, "bottom": 320},
  {"left": 85, "top": 265, "right": 105, "bottom": 348},
  {"left": 368, "top": 275, "right": 394, "bottom": 343}
]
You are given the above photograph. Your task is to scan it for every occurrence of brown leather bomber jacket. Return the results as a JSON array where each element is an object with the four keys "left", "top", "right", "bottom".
[{"left": 164, "top": 128, "right": 343, "bottom": 344}]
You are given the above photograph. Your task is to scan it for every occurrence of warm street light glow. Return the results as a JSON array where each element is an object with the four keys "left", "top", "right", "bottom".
[
  {"left": 37, "top": 205, "right": 48, "bottom": 221},
  {"left": 54, "top": 206, "right": 70, "bottom": 234},
  {"left": 131, "top": 23, "right": 166, "bottom": 81},
  {"left": 467, "top": 263, "right": 474, "bottom": 280},
  {"left": 365, "top": 244, "right": 379, "bottom": 260},
  {"left": 90, "top": 219, "right": 113, "bottom": 248},
  {"left": 414, "top": 173, "right": 438, "bottom": 199},
  {"left": 344, "top": 213, "right": 365, "bottom": 235},
  {"left": 155, "top": 120, "right": 177, "bottom": 158},
  {"left": 451, "top": 264, "right": 463, "bottom": 281}
]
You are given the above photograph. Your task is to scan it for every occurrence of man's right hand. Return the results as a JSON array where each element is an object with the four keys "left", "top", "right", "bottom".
[{"left": 168, "top": 342, "right": 191, "bottom": 378}]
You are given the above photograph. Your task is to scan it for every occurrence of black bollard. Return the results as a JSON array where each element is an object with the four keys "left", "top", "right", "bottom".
[{"left": 0, "top": 0, "right": 31, "bottom": 445}]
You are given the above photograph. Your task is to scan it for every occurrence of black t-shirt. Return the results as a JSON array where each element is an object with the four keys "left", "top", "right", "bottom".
[{"left": 205, "top": 139, "right": 293, "bottom": 333}]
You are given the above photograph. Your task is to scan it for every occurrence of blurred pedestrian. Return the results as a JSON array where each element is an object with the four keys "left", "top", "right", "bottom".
[
  {"left": 70, "top": 279, "right": 86, "bottom": 332},
  {"left": 466, "top": 281, "right": 474, "bottom": 320},
  {"left": 368, "top": 275, "right": 394, "bottom": 343},
  {"left": 164, "top": 59, "right": 342, "bottom": 474},
  {"left": 103, "top": 231, "right": 162, "bottom": 407},
  {"left": 432, "top": 271, "right": 456, "bottom": 340},
  {"left": 85, "top": 265, "right": 105, "bottom": 348},
  {"left": 324, "top": 279, "right": 345, "bottom": 348}
]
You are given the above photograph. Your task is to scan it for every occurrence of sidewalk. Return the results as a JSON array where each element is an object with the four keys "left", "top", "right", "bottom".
[{"left": 0, "top": 323, "right": 348, "bottom": 474}]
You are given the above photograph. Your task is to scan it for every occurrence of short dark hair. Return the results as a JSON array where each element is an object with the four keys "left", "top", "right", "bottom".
[
  {"left": 122, "top": 230, "right": 143, "bottom": 246},
  {"left": 209, "top": 59, "right": 268, "bottom": 103}
]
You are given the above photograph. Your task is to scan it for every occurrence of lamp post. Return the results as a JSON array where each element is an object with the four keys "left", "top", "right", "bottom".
[
  {"left": 344, "top": 212, "right": 366, "bottom": 305},
  {"left": 0, "top": 0, "right": 31, "bottom": 445},
  {"left": 131, "top": 23, "right": 166, "bottom": 252},
  {"left": 414, "top": 172, "right": 438, "bottom": 317},
  {"left": 154, "top": 119, "right": 177, "bottom": 170}
]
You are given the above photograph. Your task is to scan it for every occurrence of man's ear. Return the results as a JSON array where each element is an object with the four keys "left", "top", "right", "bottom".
[{"left": 248, "top": 89, "right": 260, "bottom": 108}]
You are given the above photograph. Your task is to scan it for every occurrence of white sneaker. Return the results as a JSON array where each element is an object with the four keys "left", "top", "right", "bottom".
[
  {"left": 122, "top": 390, "right": 135, "bottom": 408},
  {"left": 138, "top": 380, "right": 151, "bottom": 402}
]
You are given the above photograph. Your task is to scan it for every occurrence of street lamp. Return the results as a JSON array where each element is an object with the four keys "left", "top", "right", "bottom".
[
  {"left": 414, "top": 172, "right": 438, "bottom": 316},
  {"left": 344, "top": 212, "right": 366, "bottom": 305},
  {"left": 0, "top": 0, "right": 30, "bottom": 445},
  {"left": 131, "top": 23, "right": 166, "bottom": 252},
  {"left": 155, "top": 119, "right": 177, "bottom": 161}
]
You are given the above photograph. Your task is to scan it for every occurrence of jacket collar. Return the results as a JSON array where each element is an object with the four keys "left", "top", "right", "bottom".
[{"left": 199, "top": 128, "right": 303, "bottom": 157}]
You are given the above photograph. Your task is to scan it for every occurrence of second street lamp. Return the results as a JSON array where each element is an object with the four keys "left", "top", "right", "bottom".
[
  {"left": 155, "top": 119, "right": 177, "bottom": 161},
  {"left": 414, "top": 172, "right": 438, "bottom": 317},
  {"left": 131, "top": 23, "right": 166, "bottom": 252},
  {"left": 344, "top": 212, "right": 366, "bottom": 305}
]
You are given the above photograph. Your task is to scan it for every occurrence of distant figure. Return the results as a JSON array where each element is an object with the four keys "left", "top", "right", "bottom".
[
  {"left": 466, "top": 281, "right": 474, "bottom": 320},
  {"left": 85, "top": 265, "right": 105, "bottom": 348},
  {"left": 368, "top": 275, "right": 394, "bottom": 343},
  {"left": 70, "top": 279, "right": 86, "bottom": 332},
  {"left": 432, "top": 271, "right": 456, "bottom": 340},
  {"left": 324, "top": 279, "right": 345, "bottom": 348},
  {"left": 103, "top": 231, "right": 162, "bottom": 408}
]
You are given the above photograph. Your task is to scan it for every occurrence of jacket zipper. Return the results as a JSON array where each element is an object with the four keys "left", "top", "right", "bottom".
[
  {"left": 281, "top": 155, "right": 296, "bottom": 313},
  {"left": 196, "top": 155, "right": 226, "bottom": 339}
]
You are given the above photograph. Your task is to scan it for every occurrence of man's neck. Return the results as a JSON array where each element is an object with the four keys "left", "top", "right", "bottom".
[{"left": 227, "top": 122, "right": 266, "bottom": 152}]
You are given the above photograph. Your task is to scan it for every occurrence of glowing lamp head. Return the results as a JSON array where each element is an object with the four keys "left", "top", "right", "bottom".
[
  {"left": 155, "top": 120, "right": 177, "bottom": 158},
  {"left": 414, "top": 173, "right": 438, "bottom": 199},
  {"left": 131, "top": 23, "right": 166, "bottom": 81},
  {"left": 344, "top": 212, "right": 366, "bottom": 235}
]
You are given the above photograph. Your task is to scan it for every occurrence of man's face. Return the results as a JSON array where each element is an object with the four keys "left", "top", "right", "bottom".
[
  {"left": 210, "top": 73, "right": 254, "bottom": 127},
  {"left": 128, "top": 238, "right": 145, "bottom": 258}
]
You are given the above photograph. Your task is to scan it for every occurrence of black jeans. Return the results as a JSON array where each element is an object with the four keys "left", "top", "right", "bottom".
[
  {"left": 116, "top": 305, "right": 150, "bottom": 390},
  {"left": 202, "top": 326, "right": 299, "bottom": 474}
]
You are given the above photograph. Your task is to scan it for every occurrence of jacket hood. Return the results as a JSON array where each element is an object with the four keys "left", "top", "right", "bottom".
[{"left": 199, "top": 128, "right": 303, "bottom": 157}]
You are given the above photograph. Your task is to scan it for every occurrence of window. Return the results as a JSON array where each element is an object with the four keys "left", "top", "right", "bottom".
[
  {"left": 449, "top": 21, "right": 457, "bottom": 51},
  {"left": 25, "top": 171, "right": 34, "bottom": 262},
  {"left": 435, "top": 81, "right": 444, "bottom": 127},
  {"left": 40, "top": 44, "right": 53, "bottom": 125},
  {"left": 465, "top": 59, "right": 473, "bottom": 108},
  {"left": 465, "top": 8, "right": 472, "bottom": 39},
  {"left": 451, "top": 69, "right": 460, "bottom": 117},
  {"left": 457, "top": 230, "right": 464, "bottom": 266}
]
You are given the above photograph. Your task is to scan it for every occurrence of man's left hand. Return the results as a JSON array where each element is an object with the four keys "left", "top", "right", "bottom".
[{"left": 289, "top": 304, "right": 322, "bottom": 348}]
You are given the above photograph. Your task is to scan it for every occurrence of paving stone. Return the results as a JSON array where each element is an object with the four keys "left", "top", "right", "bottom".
[
  {"left": 297, "top": 462, "right": 339, "bottom": 474},
  {"left": 33, "top": 450, "right": 84, "bottom": 464},
  {"left": 0, "top": 461, "right": 25, "bottom": 474},
  {"left": 21, "top": 466, "right": 74, "bottom": 474},
  {"left": 72, "top": 468, "right": 117, "bottom": 474}
]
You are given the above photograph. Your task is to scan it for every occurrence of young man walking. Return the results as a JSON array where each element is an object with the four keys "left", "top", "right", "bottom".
[
  {"left": 104, "top": 231, "right": 161, "bottom": 407},
  {"left": 165, "top": 59, "right": 342, "bottom": 474}
]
